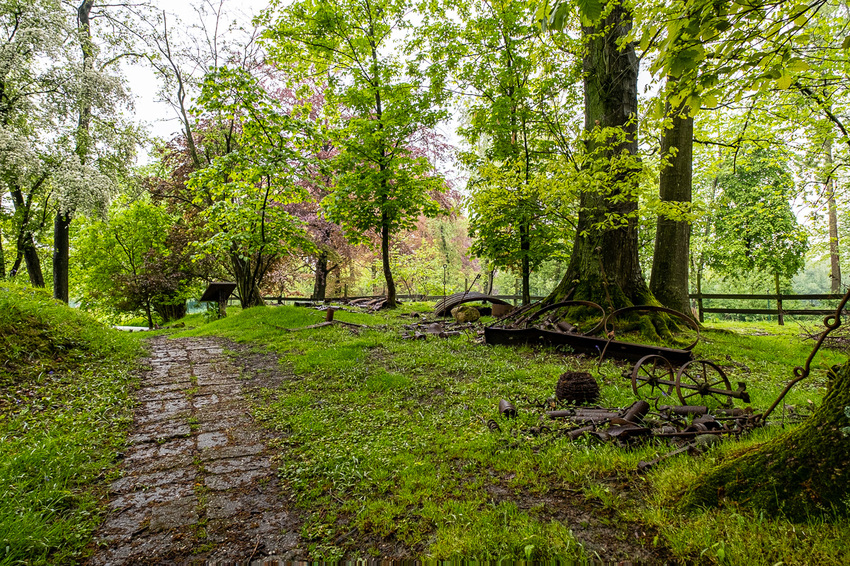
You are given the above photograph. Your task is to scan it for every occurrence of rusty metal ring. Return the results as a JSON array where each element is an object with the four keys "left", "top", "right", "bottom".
[{"left": 603, "top": 305, "right": 701, "bottom": 351}]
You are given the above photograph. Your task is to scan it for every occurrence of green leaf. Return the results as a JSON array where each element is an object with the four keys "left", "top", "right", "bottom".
[
  {"left": 549, "top": 2, "right": 570, "bottom": 30},
  {"left": 776, "top": 73, "right": 794, "bottom": 90},
  {"left": 576, "top": 0, "right": 603, "bottom": 23},
  {"left": 842, "top": 36, "right": 850, "bottom": 50}
]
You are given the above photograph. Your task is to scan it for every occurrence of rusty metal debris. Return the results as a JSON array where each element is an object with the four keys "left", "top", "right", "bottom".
[
  {"left": 484, "top": 303, "right": 697, "bottom": 365},
  {"left": 434, "top": 292, "right": 514, "bottom": 318}
]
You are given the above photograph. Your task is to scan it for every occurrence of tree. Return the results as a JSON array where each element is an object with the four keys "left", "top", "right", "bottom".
[
  {"left": 53, "top": 0, "right": 137, "bottom": 303},
  {"left": 539, "top": 0, "right": 651, "bottom": 310},
  {"left": 188, "top": 67, "right": 313, "bottom": 308},
  {"left": 706, "top": 149, "right": 808, "bottom": 286},
  {"left": 425, "top": 0, "right": 573, "bottom": 306},
  {"left": 264, "top": 0, "right": 449, "bottom": 308},
  {"left": 74, "top": 196, "right": 200, "bottom": 327}
]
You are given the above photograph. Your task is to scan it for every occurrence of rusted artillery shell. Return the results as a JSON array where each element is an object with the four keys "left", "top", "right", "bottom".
[
  {"left": 621, "top": 400, "right": 650, "bottom": 423},
  {"left": 499, "top": 399, "right": 517, "bottom": 418}
]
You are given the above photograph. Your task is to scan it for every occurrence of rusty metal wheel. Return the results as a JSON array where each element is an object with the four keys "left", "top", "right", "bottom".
[
  {"left": 630, "top": 355, "right": 675, "bottom": 400},
  {"left": 675, "top": 359, "right": 733, "bottom": 406}
]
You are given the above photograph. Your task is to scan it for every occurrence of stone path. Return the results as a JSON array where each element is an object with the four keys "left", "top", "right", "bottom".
[{"left": 89, "top": 336, "right": 303, "bottom": 564}]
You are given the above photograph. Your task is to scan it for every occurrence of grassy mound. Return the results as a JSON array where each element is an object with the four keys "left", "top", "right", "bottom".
[{"left": 0, "top": 284, "right": 142, "bottom": 564}]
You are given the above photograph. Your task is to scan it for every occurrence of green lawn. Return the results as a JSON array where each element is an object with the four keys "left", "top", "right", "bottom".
[{"left": 172, "top": 303, "right": 850, "bottom": 564}]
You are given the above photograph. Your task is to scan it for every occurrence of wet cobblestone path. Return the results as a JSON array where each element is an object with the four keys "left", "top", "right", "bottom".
[{"left": 88, "top": 336, "right": 302, "bottom": 564}]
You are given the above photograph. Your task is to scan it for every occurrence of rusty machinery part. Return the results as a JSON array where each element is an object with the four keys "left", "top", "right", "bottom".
[
  {"left": 555, "top": 371, "right": 601, "bottom": 404},
  {"left": 518, "top": 300, "right": 607, "bottom": 335},
  {"left": 499, "top": 399, "right": 517, "bottom": 418},
  {"left": 433, "top": 291, "right": 513, "bottom": 317},
  {"left": 675, "top": 359, "right": 740, "bottom": 406},
  {"left": 630, "top": 355, "right": 676, "bottom": 399},
  {"left": 760, "top": 287, "right": 850, "bottom": 422},
  {"left": 486, "top": 419, "right": 502, "bottom": 432},
  {"left": 603, "top": 305, "right": 701, "bottom": 351}
]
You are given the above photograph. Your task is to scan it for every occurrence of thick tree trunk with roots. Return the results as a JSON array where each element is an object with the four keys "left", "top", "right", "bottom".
[
  {"left": 542, "top": 1, "right": 649, "bottom": 311},
  {"left": 680, "top": 360, "right": 850, "bottom": 520},
  {"left": 650, "top": 98, "right": 693, "bottom": 317}
]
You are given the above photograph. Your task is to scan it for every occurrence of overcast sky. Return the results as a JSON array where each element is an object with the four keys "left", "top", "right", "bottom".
[{"left": 129, "top": 0, "right": 272, "bottom": 158}]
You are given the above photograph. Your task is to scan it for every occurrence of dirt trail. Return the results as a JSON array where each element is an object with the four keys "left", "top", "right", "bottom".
[{"left": 88, "top": 336, "right": 303, "bottom": 564}]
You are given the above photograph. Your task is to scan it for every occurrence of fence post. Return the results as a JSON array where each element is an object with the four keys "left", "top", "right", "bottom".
[{"left": 775, "top": 273, "right": 784, "bottom": 326}]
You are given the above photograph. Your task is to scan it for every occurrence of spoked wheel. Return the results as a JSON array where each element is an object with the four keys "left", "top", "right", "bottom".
[
  {"left": 630, "top": 355, "right": 675, "bottom": 400},
  {"left": 675, "top": 360, "right": 733, "bottom": 406}
]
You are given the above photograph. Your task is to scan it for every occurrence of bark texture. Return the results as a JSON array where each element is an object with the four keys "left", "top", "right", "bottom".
[
  {"left": 680, "top": 360, "right": 850, "bottom": 520},
  {"left": 825, "top": 139, "right": 841, "bottom": 293},
  {"left": 313, "top": 251, "right": 330, "bottom": 301},
  {"left": 650, "top": 100, "right": 693, "bottom": 317},
  {"left": 543, "top": 0, "right": 648, "bottom": 309}
]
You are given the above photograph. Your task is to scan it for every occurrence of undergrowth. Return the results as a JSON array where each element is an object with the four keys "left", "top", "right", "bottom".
[
  {"left": 0, "top": 284, "right": 142, "bottom": 564},
  {"left": 172, "top": 302, "right": 849, "bottom": 563}
]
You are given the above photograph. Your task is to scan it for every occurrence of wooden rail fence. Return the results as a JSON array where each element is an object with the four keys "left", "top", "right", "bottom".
[
  {"left": 690, "top": 293, "right": 847, "bottom": 325},
  {"left": 247, "top": 292, "right": 846, "bottom": 326}
]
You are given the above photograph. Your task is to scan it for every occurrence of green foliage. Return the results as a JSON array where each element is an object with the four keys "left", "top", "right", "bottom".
[
  {"left": 265, "top": 0, "right": 448, "bottom": 246},
  {"left": 189, "top": 66, "right": 313, "bottom": 272},
  {"left": 74, "top": 195, "right": 197, "bottom": 325},
  {"left": 706, "top": 149, "right": 808, "bottom": 280},
  {"left": 0, "top": 282, "right": 140, "bottom": 563}
]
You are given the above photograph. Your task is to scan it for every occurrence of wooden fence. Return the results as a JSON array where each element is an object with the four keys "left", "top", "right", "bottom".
[
  {"left": 252, "top": 292, "right": 846, "bottom": 326},
  {"left": 690, "top": 293, "right": 847, "bottom": 325}
]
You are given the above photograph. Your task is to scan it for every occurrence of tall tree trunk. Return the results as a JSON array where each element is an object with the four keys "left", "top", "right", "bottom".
[
  {"left": 9, "top": 188, "right": 44, "bottom": 287},
  {"left": 381, "top": 214, "right": 397, "bottom": 307},
  {"left": 520, "top": 220, "right": 531, "bottom": 305},
  {"left": 650, "top": 94, "right": 693, "bottom": 317},
  {"left": 54, "top": 0, "right": 95, "bottom": 303},
  {"left": 825, "top": 138, "right": 841, "bottom": 293},
  {"left": 53, "top": 212, "right": 71, "bottom": 302},
  {"left": 313, "top": 251, "right": 329, "bottom": 301},
  {"left": 543, "top": 0, "right": 646, "bottom": 309}
]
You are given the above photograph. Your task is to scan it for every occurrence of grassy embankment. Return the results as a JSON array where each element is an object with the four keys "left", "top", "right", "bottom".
[
  {"left": 0, "top": 284, "right": 142, "bottom": 564},
  {"left": 169, "top": 303, "right": 850, "bottom": 564}
]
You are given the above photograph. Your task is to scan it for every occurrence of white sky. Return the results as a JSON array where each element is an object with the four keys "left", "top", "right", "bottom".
[{"left": 128, "top": 0, "right": 272, "bottom": 159}]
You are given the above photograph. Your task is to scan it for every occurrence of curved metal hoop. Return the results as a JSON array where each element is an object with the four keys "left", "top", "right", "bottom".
[
  {"left": 603, "top": 305, "right": 701, "bottom": 351},
  {"left": 761, "top": 288, "right": 850, "bottom": 421}
]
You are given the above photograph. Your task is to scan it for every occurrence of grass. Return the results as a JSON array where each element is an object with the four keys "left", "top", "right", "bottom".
[
  {"left": 169, "top": 301, "right": 850, "bottom": 563},
  {"left": 0, "top": 284, "right": 142, "bottom": 564}
]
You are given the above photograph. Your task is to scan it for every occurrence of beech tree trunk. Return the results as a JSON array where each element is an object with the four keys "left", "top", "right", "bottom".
[
  {"left": 53, "top": 211, "right": 71, "bottom": 302},
  {"left": 543, "top": 0, "right": 648, "bottom": 309},
  {"left": 381, "top": 215, "right": 397, "bottom": 308},
  {"left": 313, "top": 251, "right": 329, "bottom": 301},
  {"left": 650, "top": 96, "right": 693, "bottom": 317},
  {"left": 825, "top": 139, "right": 841, "bottom": 293},
  {"left": 681, "top": 359, "right": 850, "bottom": 520}
]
